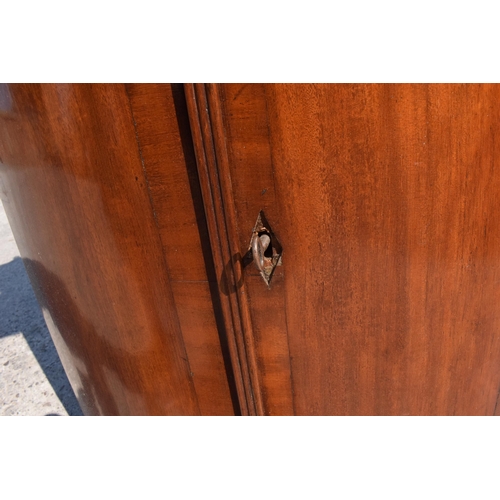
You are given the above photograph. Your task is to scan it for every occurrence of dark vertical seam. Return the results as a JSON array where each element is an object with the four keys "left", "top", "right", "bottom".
[
  {"left": 184, "top": 84, "right": 251, "bottom": 415},
  {"left": 203, "top": 84, "right": 257, "bottom": 413},
  {"left": 170, "top": 83, "right": 241, "bottom": 415},
  {"left": 123, "top": 84, "right": 201, "bottom": 416}
]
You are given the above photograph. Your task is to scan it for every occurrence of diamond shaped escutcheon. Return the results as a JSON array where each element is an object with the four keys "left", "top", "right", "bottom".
[{"left": 245, "top": 211, "right": 282, "bottom": 287}]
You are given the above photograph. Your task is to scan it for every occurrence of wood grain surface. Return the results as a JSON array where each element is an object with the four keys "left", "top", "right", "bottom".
[
  {"left": 203, "top": 84, "right": 293, "bottom": 415},
  {"left": 3, "top": 83, "right": 500, "bottom": 416},
  {"left": 207, "top": 83, "right": 500, "bottom": 415},
  {"left": 0, "top": 84, "right": 235, "bottom": 415},
  {"left": 184, "top": 84, "right": 257, "bottom": 415},
  {"left": 125, "top": 83, "right": 236, "bottom": 415}
]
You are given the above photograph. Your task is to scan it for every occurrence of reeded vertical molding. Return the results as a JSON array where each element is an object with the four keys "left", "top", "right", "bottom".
[{"left": 184, "top": 84, "right": 263, "bottom": 416}]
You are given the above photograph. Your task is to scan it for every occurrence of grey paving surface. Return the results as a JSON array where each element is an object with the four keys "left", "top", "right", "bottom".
[{"left": 0, "top": 201, "right": 83, "bottom": 416}]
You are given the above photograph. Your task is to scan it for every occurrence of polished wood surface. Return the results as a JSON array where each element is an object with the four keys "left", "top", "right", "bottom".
[
  {"left": 0, "top": 84, "right": 235, "bottom": 415},
  {"left": 125, "top": 83, "right": 236, "bottom": 414},
  {"left": 206, "top": 84, "right": 293, "bottom": 415},
  {"left": 185, "top": 84, "right": 256, "bottom": 415},
  {"left": 204, "top": 83, "right": 500, "bottom": 415},
  {"left": 3, "top": 83, "right": 500, "bottom": 416}
]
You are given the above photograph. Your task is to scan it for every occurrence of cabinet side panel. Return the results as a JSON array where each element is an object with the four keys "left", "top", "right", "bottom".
[{"left": 0, "top": 84, "right": 202, "bottom": 415}]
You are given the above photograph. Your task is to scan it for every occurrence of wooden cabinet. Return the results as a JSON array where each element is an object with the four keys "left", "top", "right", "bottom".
[{"left": 2, "top": 83, "right": 500, "bottom": 415}]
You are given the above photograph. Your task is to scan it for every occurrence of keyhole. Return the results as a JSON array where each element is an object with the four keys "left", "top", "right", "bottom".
[{"left": 258, "top": 232, "right": 273, "bottom": 258}]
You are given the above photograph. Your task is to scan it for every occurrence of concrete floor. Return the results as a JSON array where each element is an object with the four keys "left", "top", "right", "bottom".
[{"left": 0, "top": 201, "right": 82, "bottom": 416}]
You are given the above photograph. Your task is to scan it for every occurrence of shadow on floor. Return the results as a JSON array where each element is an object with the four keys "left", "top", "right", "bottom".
[{"left": 0, "top": 257, "right": 83, "bottom": 416}]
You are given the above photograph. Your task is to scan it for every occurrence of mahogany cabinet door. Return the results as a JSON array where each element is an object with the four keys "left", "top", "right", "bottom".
[
  {"left": 187, "top": 84, "right": 500, "bottom": 415},
  {"left": 0, "top": 84, "right": 236, "bottom": 415}
]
